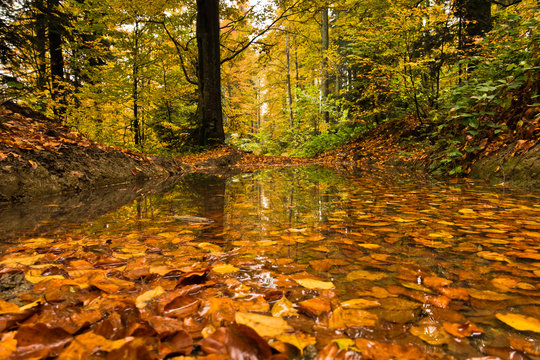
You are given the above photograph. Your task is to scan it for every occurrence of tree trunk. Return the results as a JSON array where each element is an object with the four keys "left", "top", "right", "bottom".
[
  {"left": 196, "top": 0, "right": 225, "bottom": 146},
  {"left": 47, "top": 0, "right": 65, "bottom": 120},
  {"left": 34, "top": 0, "right": 47, "bottom": 92},
  {"left": 320, "top": 7, "right": 330, "bottom": 125},
  {"left": 132, "top": 20, "right": 141, "bottom": 146},
  {"left": 286, "top": 32, "right": 294, "bottom": 128}
]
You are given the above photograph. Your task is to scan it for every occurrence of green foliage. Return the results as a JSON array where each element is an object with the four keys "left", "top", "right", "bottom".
[
  {"left": 293, "top": 123, "right": 366, "bottom": 158},
  {"left": 427, "top": 3, "right": 539, "bottom": 176}
]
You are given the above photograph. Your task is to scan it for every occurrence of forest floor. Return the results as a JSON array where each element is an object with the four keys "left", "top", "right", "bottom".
[{"left": 0, "top": 100, "right": 538, "bottom": 203}]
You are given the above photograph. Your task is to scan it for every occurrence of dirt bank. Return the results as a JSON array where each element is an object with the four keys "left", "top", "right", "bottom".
[{"left": 0, "top": 102, "right": 189, "bottom": 202}]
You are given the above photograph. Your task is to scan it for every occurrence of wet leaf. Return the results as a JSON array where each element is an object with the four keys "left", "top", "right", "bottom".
[
  {"left": 235, "top": 312, "right": 292, "bottom": 338},
  {"left": 136, "top": 286, "right": 165, "bottom": 309},
  {"left": 13, "top": 323, "right": 72, "bottom": 359},
  {"left": 495, "top": 313, "right": 540, "bottom": 333},
  {"left": 276, "top": 332, "right": 316, "bottom": 354},
  {"left": 200, "top": 324, "right": 273, "bottom": 359},
  {"left": 212, "top": 264, "right": 240, "bottom": 274},
  {"left": 341, "top": 298, "right": 380, "bottom": 309},
  {"left": 442, "top": 321, "right": 484, "bottom": 338},
  {"left": 410, "top": 320, "right": 451, "bottom": 345},
  {"left": 355, "top": 338, "right": 430, "bottom": 359},
  {"left": 346, "top": 270, "right": 386, "bottom": 281},
  {"left": 271, "top": 297, "right": 298, "bottom": 317},
  {"left": 294, "top": 278, "right": 335, "bottom": 290},
  {"left": 0, "top": 300, "right": 21, "bottom": 314},
  {"left": 329, "top": 307, "right": 378, "bottom": 328},
  {"left": 468, "top": 289, "right": 512, "bottom": 301},
  {"left": 0, "top": 332, "right": 17, "bottom": 358}
]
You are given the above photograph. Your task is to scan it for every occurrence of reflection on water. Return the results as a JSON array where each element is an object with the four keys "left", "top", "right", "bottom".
[{"left": 1, "top": 166, "right": 539, "bottom": 358}]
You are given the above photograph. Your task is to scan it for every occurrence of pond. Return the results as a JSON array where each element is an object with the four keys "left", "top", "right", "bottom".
[{"left": 0, "top": 166, "right": 539, "bottom": 359}]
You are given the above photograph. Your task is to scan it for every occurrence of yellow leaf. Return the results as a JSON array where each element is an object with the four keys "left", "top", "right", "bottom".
[
  {"left": 477, "top": 251, "right": 511, "bottom": 263},
  {"left": 329, "top": 307, "right": 377, "bottom": 329},
  {"left": 0, "top": 254, "right": 44, "bottom": 267},
  {"left": 136, "top": 286, "right": 165, "bottom": 309},
  {"left": 24, "top": 269, "right": 65, "bottom": 284},
  {"left": 496, "top": 313, "right": 540, "bottom": 333},
  {"left": 357, "top": 243, "right": 381, "bottom": 249},
  {"left": 468, "top": 289, "right": 512, "bottom": 301},
  {"left": 458, "top": 208, "right": 476, "bottom": 215},
  {"left": 276, "top": 333, "right": 316, "bottom": 354},
  {"left": 0, "top": 332, "right": 17, "bottom": 358},
  {"left": 0, "top": 300, "right": 20, "bottom": 314},
  {"left": 212, "top": 264, "right": 239, "bottom": 274},
  {"left": 341, "top": 298, "right": 380, "bottom": 309},
  {"left": 346, "top": 270, "right": 386, "bottom": 281},
  {"left": 198, "top": 242, "right": 222, "bottom": 252},
  {"left": 235, "top": 312, "right": 292, "bottom": 338},
  {"left": 18, "top": 299, "right": 42, "bottom": 312},
  {"left": 271, "top": 297, "right": 298, "bottom": 317},
  {"left": 332, "top": 338, "right": 355, "bottom": 350},
  {"left": 294, "top": 278, "right": 335, "bottom": 290}
]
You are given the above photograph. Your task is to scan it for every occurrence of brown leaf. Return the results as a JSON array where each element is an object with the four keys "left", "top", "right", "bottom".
[
  {"left": 298, "top": 298, "right": 331, "bottom": 317},
  {"left": 200, "top": 324, "right": 273, "bottom": 359},
  {"left": 164, "top": 296, "right": 200, "bottom": 319},
  {"left": 354, "top": 338, "right": 432, "bottom": 360},
  {"left": 158, "top": 330, "right": 193, "bottom": 358},
  {"left": 442, "top": 321, "right": 484, "bottom": 338},
  {"left": 12, "top": 323, "right": 72, "bottom": 359}
]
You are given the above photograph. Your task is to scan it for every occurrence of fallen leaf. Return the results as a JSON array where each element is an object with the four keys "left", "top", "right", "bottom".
[
  {"left": 442, "top": 321, "right": 484, "bottom": 338},
  {"left": 235, "top": 312, "right": 292, "bottom": 338},
  {"left": 212, "top": 264, "right": 240, "bottom": 274},
  {"left": 271, "top": 297, "right": 298, "bottom": 317},
  {"left": 136, "top": 286, "right": 165, "bottom": 309},
  {"left": 496, "top": 313, "right": 540, "bottom": 333},
  {"left": 276, "top": 333, "right": 316, "bottom": 354},
  {"left": 346, "top": 270, "right": 386, "bottom": 281},
  {"left": 294, "top": 278, "right": 335, "bottom": 290},
  {"left": 340, "top": 298, "right": 380, "bottom": 309},
  {"left": 298, "top": 298, "right": 331, "bottom": 316}
]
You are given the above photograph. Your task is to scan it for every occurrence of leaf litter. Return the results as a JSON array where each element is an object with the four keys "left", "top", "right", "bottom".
[{"left": 0, "top": 167, "right": 539, "bottom": 359}]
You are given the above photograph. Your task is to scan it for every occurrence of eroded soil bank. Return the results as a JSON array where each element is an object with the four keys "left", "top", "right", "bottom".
[{"left": 0, "top": 103, "right": 189, "bottom": 202}]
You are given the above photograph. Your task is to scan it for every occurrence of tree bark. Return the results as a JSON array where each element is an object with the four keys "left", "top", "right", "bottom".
[
  {"left": 47, "top": 0, "right": 66, "bottom": 120},
  {"left": 196, "top": 0, "right": 225, "bottom": 146},
  {"left": 320, "top": 7, "right": 330, "bottom": 125}
]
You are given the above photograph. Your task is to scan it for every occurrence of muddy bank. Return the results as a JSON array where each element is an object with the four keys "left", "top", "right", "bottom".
[
  {"left": 469, "top": 142, "right": 540, "bottom": 190},
  {"left": 0, "top": 103, "right": 189, "bottom": 202}
]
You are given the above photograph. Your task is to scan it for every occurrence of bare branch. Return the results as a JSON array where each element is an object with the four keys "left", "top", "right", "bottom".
[{"left": 220, "top": 0, "right": 308, "bottom": 65}]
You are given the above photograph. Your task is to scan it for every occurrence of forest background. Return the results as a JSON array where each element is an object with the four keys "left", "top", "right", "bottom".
[{"left": 0, "top": 0, "right": 538, "bottom": 177}]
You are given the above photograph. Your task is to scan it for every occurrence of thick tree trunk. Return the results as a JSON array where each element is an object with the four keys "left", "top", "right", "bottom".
[
  {"left": 34, "top": 0, "right": 47, "bottom": 92},
  {"left": 196, "top": 0, "right": 225, "bottom": 146},
  {"left": 320, "top": 7, "right": 330, "bottom": 125},
  {"left": 47, "top": 0, "right": 66, "bottom": 120}
]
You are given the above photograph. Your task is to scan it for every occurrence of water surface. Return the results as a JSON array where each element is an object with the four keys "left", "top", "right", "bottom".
[{"left": 1, "top": 166, "right": 539, "bottom": 359}]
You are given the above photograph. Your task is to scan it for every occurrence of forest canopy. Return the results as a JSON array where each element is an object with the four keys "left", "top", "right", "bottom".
[{"left": 0, "top": 0, "right": 538, "bottom": 169}]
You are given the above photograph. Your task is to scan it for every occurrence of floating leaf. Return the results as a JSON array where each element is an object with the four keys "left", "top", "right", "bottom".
[
  {"left": 277, "top": 333, "right": 316, "bottom": 354},
  {"left": 298, "top": 298, "right": 331, "bottom": 316},
  {"left": 235, "top": 312, "right": 292, "bottom": 338},
  {"left": 136, "top": 286, "right": 165, "bottom": 309},
  {"left": 410, "top": 321, "right": 451, "bottom": 345},
  {"left": 212, "top": 264, "right": 240, "bottom": 274},
  {"left": 341, "top": 298, "right": 380, "bottom": 309},
  {"left": 294, "top": 278, "right": 335, "bottom": 290},
  {"left": 271, "top": 297, "right": 298, "bottom": 317},
  {"left": 442, "top": 321, "right": 484, "bottom": 338},
  {"left": 346, "top": 270, "right": 386, "bottom": 281},
  {"left": 468, "top": 289, "right": 512, "bottom": 301},
  {"left": 495, "top": 313, "right": 540, "bottom": 333}
]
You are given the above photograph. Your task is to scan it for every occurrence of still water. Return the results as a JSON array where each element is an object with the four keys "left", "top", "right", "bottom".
[{"left": 0, "top": 166, "right": 539, "bottom": 359}]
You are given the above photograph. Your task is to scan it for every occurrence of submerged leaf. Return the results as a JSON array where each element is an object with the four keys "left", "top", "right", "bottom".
[
  {"left": 294, "top": 278, "right": 335, "bottom": 290},
  {"left": 235, "top": 312, "right": 293, "bottom": 338},
  {"left": 496, "top": 313, "right": 540, "bottom": 333}
]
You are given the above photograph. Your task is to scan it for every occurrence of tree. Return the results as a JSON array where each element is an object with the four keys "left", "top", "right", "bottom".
[{"left": 195, "top": 0, "right": 225, "bottom": 145}]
